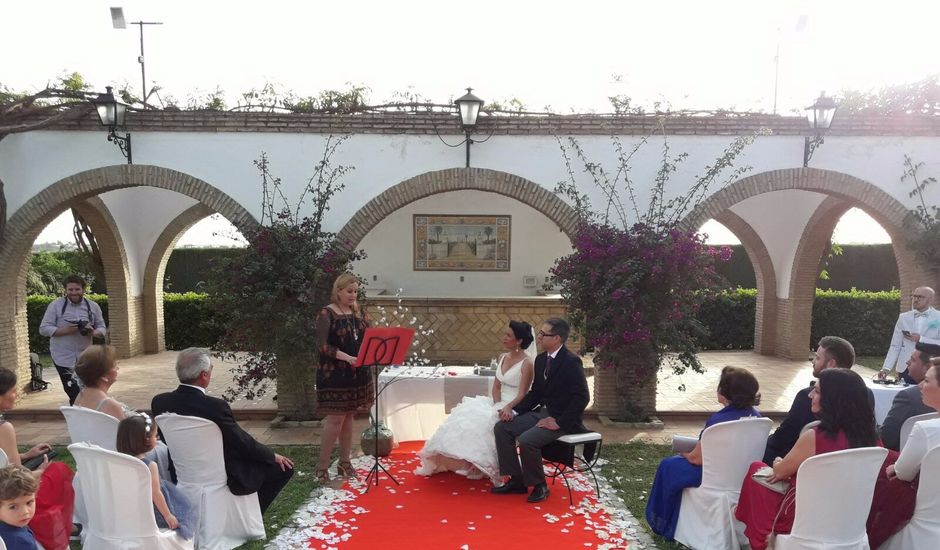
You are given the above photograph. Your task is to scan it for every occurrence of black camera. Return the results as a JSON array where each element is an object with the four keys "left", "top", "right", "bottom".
[{"left": 74, "top": 319, "right": 90, "bottom": 336}]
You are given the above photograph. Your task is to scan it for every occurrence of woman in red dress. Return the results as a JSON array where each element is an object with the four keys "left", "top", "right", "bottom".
[{"left": 735, "top": 366, "right": 881, "bottom": 550}]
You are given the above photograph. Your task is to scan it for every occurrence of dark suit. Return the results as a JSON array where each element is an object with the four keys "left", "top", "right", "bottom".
[
  {"left": 151, "top": 385, "right": 293, "bottom": 512},
  {"left": 763, "top": 379, "right": 877, "bottom": 464},
  {"left": 494, "top": 345, "right": 590, "bottom": 486},
  {"left": 880, "top": 385, "right": 933, "bottom": 451}
]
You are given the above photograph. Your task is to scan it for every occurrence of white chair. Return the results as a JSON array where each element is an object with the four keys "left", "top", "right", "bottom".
[
  {"left": 899, "top": 412, "right": 939, "bottom": 450},
  {"left": 673, "top": 417, "right": 773, "bottom": 550},
  {"left": 774, "top": 447, "right": 888, "bottom": 550},
  {"left": 0, "top": 447, "right": 8, "bottom": 467},
  {"left": 155, "top": 414, "right": 264, "bottom": 550},
  {"left": 59, "top": 406, "right": 120, "bottom": 450},
  {"left": 800, "top": 420, "right": 821, "bottom": 436},
  {"left": 881, "top": 444, "right": 940, "bottom": 550},
  {"left": 68, "top": 442, "right": 193, "bottom": 550}
]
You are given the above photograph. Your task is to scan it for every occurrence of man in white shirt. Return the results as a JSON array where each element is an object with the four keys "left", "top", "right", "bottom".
[
  {"left": 880, "top": 287, "right": 940, "bottom": 384},
  {"left": 38, "top": 275, "right": 107, "bottom": 404}
]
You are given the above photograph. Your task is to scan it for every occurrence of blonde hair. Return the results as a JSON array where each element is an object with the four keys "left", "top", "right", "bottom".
[{"left": 330, "top": 272, "right": 360, "bottom": 314}]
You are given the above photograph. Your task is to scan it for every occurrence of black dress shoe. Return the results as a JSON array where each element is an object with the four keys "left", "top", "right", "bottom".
[
  {"left": 491, "top": 481, "right": 527, "bottom": 494},
  {"left": 527, "top": 483, "right": 550, "bottom": 503}
]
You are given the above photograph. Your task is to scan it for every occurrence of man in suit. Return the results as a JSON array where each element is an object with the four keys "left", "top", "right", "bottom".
[
  {"left": 151, "top": 348, "right": 294, "bottom": 513},
  {"left": 880, "top": 287, "right": 940, "bottom": 384},
  {"left": 762, "top": 335, "right": 861, "bottom": 464},
  {"left": 880, "top": 341, "right": 940, "bottom": 450},
  {"left": 492, "top": 317, "right": 590, "bottom": 503}
]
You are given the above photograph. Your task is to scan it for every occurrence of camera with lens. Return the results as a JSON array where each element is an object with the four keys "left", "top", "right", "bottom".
[{"left": 74, "top": 319, "right": 90, "bottom": 336}]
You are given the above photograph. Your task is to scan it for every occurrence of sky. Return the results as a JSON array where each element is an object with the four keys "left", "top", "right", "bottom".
[{"left": 7, "top": 0, "right": 933, "bottom": 246}]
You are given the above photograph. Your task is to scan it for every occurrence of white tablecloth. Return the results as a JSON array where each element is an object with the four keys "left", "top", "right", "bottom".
[
  {"left": 375, "top": 366, "right": 494, "bottom": 442},
  {"left": 866, "top": 381, "right": 905, "bottom": 425}
]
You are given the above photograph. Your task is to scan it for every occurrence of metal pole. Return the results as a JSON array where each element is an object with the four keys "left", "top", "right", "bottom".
[
  {"left": 465, "top": 135, "right": 472, "bottom": 168},
  {"left": 138, "top": 22, "right": 146, "bottom": 106}
]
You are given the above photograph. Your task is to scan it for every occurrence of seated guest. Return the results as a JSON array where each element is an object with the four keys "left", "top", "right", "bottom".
[
  {"left": 867, "top": 360, "right": 940, "bottom": 548},
  {"left": 72, "top": 345, "right": 172, "bottom": 481},
  {"left": 762, "top": 336, "right": 860, "bottom": 464},
  {"left": 0, "top": 466, "right": 41, "bottom": 550},
  {"left": 0, "top": 367, "right": 75, "bottom": 550},
  {"left": 880, "top": 341, "right": 940, "bottom": 450},
  {"left": 735, "top": 368, "right": 881, "bottom": 550},
  {"left": 151, "top": 348, "right": 295, "bottom": 513},
  {"left": 645, "top": 366, "right": 761, "bottom": 540}
]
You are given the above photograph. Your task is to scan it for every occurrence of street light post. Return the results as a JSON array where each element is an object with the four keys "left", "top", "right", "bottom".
[{"left": 803, "top": 92, "right": 838, "bottom": 167}]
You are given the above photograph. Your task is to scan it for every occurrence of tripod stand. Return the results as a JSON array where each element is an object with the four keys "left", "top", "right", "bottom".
[{"left": 355, "top": 327, "right": 414, "bottom": 492}]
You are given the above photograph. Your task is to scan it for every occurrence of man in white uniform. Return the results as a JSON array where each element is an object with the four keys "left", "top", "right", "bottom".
[{"left": 880, "top": 286, "right": 940, "bottom": 384}]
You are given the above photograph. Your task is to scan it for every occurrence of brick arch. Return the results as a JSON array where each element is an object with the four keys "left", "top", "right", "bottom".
[
  {"left": 682, "top": 167, "right": 929, "bottom": 359},
  {"left": 710, "top": 211, "right": 778, "bottom": 355},
  {"left": 0, "top": 164, "right": 257, "bottom": 387},
  {"left": 71, "top": 197, "right": 138, "bottom": 359},
  {"left": 141, "top": 203, "right": 215, "bottom": 353},
  {"left": 336, "top": 168, "right": 580, "bottom": 248}
]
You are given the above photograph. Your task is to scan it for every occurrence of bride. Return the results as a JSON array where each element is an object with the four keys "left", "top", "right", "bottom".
[{"left": 415, "top": 320, "right": 536, "bottom": 484}]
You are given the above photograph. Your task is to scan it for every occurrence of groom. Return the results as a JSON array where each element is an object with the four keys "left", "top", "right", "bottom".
[{"left": 492, "top": 317, "right": 590, "bottom": 502}]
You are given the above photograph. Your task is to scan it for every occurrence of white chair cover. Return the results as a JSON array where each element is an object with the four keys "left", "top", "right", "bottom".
[
  {"left": 673, "top": 417, "right": 772, "bottom": 550},
  {"left": 881, "top": 444, "right": 940, "bottom": 550},
  {"left": 60, "top": 405, "right": 120, "bottom": 528},
  {"left": 899, "top": 412, "right": 939, "bottom": 451},
  {"left": 60, "top": 406, "right": 119, "bottom": 449},
  {"left": 155, "top": 414, "right": 264, "bottom": 550},
  {"left": 68, "top": 443, "right": 193, "bottom": 550},
  {"left": 775, "top": 447, "right": 888, "bottom": 550},
  {"left": 0, "top": 447, "right": 8, "bottom": 467}
]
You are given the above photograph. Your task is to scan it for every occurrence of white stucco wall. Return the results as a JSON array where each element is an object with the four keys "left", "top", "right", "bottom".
[
  {"left": 352, "top": 190, "right": 572, "bottom": 297},
  {"left": 3, "top": 128, "right": 940, "bottom": 299}
]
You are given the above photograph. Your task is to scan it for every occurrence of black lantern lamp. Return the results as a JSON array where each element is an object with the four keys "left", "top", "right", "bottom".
[
  {"left": 802, "top": 92, "right": 837, "bottom": 167},
  {"left": 436, "top": 88, "right": 492, "bottom": 167},
  {"left": 92, "top": 86, "right": 132, "bottom": 164}
]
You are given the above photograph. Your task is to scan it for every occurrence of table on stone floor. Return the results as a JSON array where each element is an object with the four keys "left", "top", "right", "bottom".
[
  {"left": 375, "top": 366, "right": 494, "bottom": 442},
  {"left": 866, "top": 380, "right": 906, "bottom": 425}
]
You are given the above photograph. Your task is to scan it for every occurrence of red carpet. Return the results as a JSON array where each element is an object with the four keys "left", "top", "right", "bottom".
[{"left": 305, "top": 442, "right": 629, "bottom": 549}]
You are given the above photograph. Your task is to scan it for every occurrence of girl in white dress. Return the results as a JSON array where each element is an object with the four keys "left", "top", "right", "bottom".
[{"left": 415, "top": 320, "right": 536, "bottom": 484}]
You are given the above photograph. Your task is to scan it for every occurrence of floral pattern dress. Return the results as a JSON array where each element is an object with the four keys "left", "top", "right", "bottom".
[{"left": 315, "top": 307, "right": 373, "bottom": 414}]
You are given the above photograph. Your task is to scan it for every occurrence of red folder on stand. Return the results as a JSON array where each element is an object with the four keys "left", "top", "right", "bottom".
[{"left": 354, "top": 327, "right": 415, "bottom": 368}]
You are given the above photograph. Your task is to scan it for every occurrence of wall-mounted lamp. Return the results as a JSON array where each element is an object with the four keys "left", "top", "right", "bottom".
[
  {"left": 436, "top": 88, "right": 493, "bottom": 167},
  {"left": 802, "top": 92, "right": 837, "bottom": 167},
  {"left": 91, "top": 86, "right": 132, "bottom": 164}
]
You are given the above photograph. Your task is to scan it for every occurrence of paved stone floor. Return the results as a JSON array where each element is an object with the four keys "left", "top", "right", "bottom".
[{"left": 9, "top": 350, "right": 879, "bottom": 447}]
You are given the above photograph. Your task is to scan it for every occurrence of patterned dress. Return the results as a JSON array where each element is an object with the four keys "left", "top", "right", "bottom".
[{"left": 315, "top": 307, "right": 374, "bottom": 414}]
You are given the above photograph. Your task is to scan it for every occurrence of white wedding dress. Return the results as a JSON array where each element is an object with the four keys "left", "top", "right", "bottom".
[{"left": 415, "top": 353, "right": 527, "bottom": 484}]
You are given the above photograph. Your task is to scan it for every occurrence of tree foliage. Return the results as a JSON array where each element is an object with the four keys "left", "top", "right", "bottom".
[{"left": 837, "top": 74, "right": 940, "bottom": 116}]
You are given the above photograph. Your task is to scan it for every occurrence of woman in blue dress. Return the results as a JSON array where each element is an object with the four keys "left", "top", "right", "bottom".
[{"left": 645, "top": 366, "right": 762, "bottom": 540}]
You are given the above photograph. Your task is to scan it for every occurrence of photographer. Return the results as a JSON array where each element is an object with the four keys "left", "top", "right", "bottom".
[{"left": 38, "top": 275, "right": 107, "bottom": 404}]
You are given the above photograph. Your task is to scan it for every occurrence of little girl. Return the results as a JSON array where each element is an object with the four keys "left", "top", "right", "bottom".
[{"left": 116, "top": 413, "right": 196, "bottom": 540}]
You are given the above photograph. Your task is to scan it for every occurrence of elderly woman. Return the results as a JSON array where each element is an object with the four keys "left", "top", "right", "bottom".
[
  {"left": 735, "top": 368, "right": 881, "bottom": 550},
  {"left": 0, "top": 367, "right": 76, "bottom": 549},
  {"left": 72, "top": 345, "right": 171, "bottom": 480},
  {"left": 645, "top": 366, "right": 762, "bottom": 540},
  {"left": 867, "top": 359, "right": 940, "bottom": 547}
]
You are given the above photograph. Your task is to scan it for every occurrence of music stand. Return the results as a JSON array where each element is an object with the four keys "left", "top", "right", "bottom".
[{"left": 354, "top": 326, "right": 414, "bottom": 492}]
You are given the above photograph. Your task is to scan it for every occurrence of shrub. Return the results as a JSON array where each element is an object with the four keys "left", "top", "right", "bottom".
[
  {"left": 810, "top": 289, "right": 900, "bottom": 356},
  {"left": 162, "top": 292, "right": 223, "bottom": 350},
  {"left": 695, "top": 288, "right": 757, "bottom": 350}
]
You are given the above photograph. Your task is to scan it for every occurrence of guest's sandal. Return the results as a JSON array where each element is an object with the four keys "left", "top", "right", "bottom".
[
  {"left": 337, "top": 461, "right": 356, "bottom": 478},
  {"left": 316, "top": 468, "right": 331, "bottom": 483}
]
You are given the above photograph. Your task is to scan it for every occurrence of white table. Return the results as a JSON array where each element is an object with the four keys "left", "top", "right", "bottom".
[
  {"left": 375, "top": 366, "right": 494, "bottom": 442},
  {"left": 866, "top": 381, "right": 906, "bottom": 425}
]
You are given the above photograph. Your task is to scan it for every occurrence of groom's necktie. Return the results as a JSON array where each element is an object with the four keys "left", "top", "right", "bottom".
[{"left": 544, "top": 354, "right": 553, "bottom": 379}]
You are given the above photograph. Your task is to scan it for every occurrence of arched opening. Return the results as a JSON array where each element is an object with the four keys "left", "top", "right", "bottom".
[{"left": 0, "top": 165, "right": 257, "bottom": 386}]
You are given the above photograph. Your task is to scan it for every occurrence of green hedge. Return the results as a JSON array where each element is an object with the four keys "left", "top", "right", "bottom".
[
  {"left": 695, "top": 288, "right": 757, "bottom": 350},
  {"left": 162, "top": 292, "right": 224, "bottom": 350},
  {"left": 25, "top": 289, "right": 901, "bottom": 356},
  {"left": 27, "top": 294, "right": 110, "bottom": 354},
  {"left": 810, "top": 289, "right": 900, "bottom": 356}
]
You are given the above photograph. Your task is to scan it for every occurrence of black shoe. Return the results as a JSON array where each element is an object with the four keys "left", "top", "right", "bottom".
[
  {"left": 491, "top": 480, "right": 527, "bottom": 494},
  {"left": 527, "top": 483, "right": 550, "bottom": 503}
]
